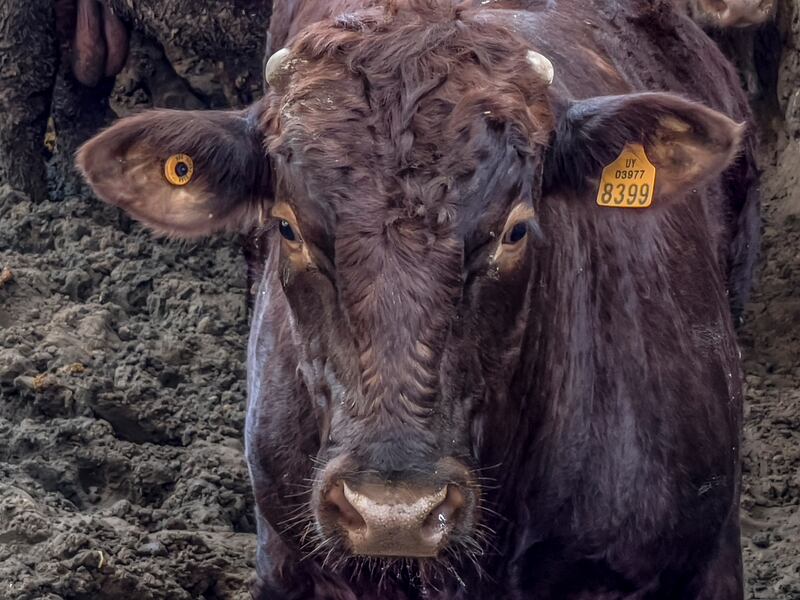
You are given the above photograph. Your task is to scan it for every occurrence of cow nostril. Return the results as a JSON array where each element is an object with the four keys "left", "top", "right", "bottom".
[
  {"left": 317, "top": 479, "right": 472, "bottom": 558},
  {"left": 326, "top": 482, "right": 366, "bottom": 531},
  {"left": 421, "top": 485, "right": 465, "bottom": 541}
]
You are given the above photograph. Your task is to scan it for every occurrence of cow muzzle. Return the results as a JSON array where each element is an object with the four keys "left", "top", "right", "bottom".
[{"left": 315, "top": 458, "right": 475, "bottom": 558}]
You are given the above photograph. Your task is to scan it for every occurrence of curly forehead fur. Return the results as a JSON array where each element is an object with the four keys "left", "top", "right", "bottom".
[
  {"left": 262, "top": 0, "right": 553, "bottom": 223},
  {"left": 257, "top": 0, "right": 553, "bottom": 413}
]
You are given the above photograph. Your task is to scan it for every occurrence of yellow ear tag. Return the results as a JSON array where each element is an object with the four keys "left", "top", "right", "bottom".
[
  {"left": 596, "top": 143, "right": 656, "bottom": 208},
  {"left": 164, "top": 154, "right": 194, "bottom": 186}
]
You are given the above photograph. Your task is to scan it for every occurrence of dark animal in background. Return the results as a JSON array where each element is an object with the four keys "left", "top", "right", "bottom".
[
  {"left": 681, "top": 0, "right": 779, "bottom": 108},
  {"left": 0, "top": 0, "right": 129, "bottom": 203},
  {"left": 64, "top": 0, "right": 130, "bottom": 88},
  {"left": 682, "top": 0, "right": 776, "bottom": 28},
  {"left": 77, "top": 0, "right": 758, "bottom": 598},
  {"left": 0, "top": 0, "right": 269, "bottom": 202}
]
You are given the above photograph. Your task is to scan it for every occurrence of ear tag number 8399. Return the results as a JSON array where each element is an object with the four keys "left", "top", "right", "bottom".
[{"left": 596, "top": 143, "right": 656, "bottom": 209}]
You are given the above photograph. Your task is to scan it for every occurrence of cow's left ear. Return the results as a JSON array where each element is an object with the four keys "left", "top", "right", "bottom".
[
  {"left": 544, "top": 92, "right": 744, "bottom": 200},
  {"left": 76, "top": 106, "right": 270, "bottom": 237}
]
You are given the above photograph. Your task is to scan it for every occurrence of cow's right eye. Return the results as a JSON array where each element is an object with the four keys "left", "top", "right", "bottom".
[{"left": 279, "top": 220, "right": 297, "bottom": 242}]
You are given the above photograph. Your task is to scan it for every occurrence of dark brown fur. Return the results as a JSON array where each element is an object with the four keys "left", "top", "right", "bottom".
[
  {"left": 250, "top": 2, "right": 753, "bottom": 597},
  {"left": 252, "top": 3, "right": 754, "bottom": 598},
  {"left": 77, "top": 1, "right": 758, "bottom": 598}
]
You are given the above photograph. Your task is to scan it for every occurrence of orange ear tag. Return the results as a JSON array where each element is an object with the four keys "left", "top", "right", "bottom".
[
  {"left": 164, "top": 154, "right": 195, "bottom": 186},
  {"left": 596, "top": 143, "right": 656, "bottom": 209}
]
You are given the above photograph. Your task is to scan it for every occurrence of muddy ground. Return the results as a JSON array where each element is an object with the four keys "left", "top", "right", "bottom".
[
  {"left": 0, "top": 189, "right": 256, "bottom": 598},
  {"left": 738, "top": 112, "right": 800, "bottom": 600},
  {"left": 1, "top": 8, "right": 800, "bottom": 600}
]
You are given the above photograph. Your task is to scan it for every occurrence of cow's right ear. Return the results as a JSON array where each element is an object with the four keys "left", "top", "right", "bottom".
[{"left": 76, "top": 106, "right": 270, "bottom": 237}]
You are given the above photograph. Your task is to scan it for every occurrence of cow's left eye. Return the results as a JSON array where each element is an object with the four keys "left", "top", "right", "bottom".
[
  {"left": 279, "top": 219, "right": 297, "bottom": 242},
  {"left": 503, "top": 222, "right": 528, "bottom": 245}
]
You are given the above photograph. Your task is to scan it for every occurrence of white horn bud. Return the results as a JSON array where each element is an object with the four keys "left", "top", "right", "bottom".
[
  {"left": 265, "top": 47, "right": 293, "bottom": 92},
  {"left": 526, "top": 50, "right": 554, "bottom": 86}
]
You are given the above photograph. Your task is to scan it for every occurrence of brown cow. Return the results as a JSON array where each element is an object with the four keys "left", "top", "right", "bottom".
[{"left": 77, "top": 1, "right": 756, "bottom": 598}]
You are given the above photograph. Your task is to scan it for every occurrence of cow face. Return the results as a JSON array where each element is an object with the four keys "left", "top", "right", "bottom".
[{"left": 77, "top": 3, "right": 743, "bottom": 567}]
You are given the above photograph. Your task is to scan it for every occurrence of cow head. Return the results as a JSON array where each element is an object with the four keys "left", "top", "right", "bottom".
[{"left": 77, "top": 1, "right": 743, "bottom": 573}]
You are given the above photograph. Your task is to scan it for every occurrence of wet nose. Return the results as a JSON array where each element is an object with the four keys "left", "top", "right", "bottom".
[{"left": 322, "top": 481, "right": 466, "bottom": 557}]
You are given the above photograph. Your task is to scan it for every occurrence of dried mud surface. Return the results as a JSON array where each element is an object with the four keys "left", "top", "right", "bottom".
[
  {"left": 2, "top": 13, "right": 800, "bottom": 600},
  {"left": 740, "top": 131, "right": 800, "bottom": 600},
  {"left": 0, "top": 192, "right": 256, "bottom": 599}
]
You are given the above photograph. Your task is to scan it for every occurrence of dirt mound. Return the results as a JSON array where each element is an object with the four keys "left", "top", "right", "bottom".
[
  {"left": 740, "top": 134, "right": 800, "bottom": 599},
  {"left": 0, "top": 188, "right": 255, "bottom": 599}
]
